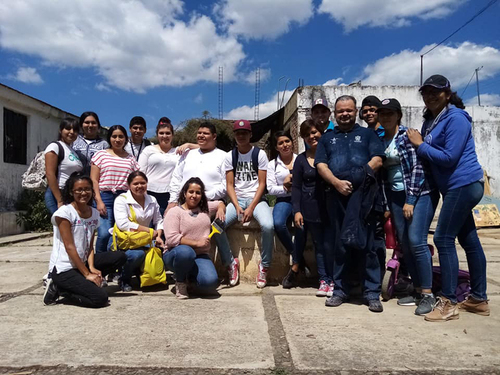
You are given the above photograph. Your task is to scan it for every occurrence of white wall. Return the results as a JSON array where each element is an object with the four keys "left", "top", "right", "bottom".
[
  {"left": 285, "top": 85, "right": 500, "bottom": 196},
  {"left": 0, "top": 85, "right": 74, "bottom": 210}
]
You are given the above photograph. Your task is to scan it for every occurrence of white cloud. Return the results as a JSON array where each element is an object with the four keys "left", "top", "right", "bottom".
[
  {"left": 362, "top": 42, "right": 500, "bottom": 88},
  {"left": 216, "top": 0, "right": 314, "bottom": 40},
  {"left": 319, "top": 0, "right": 466, "bottom": 32},
  {"left": 242, "top": 68, "right": 271, "bottom": 84},
  {"left": 194, "top": 93, "right": 203, "bottom": 104},
  {"left": 465, "top": 94, "right": 500, "bottom": 107},
  {"left": 9, "top": 67, "right": 43, "bottom": 84},
  {"left": 95, "top": 83, "right": 112, "bottom": 92},
  {"left": 0, "top": 1, "right": 245, "bottom": 92},
  {"left": 323, "top": 77, "right": 343, "bottom": 86},
  {"left": 226, "top": 90, "right": 294, "bottom": 120}
]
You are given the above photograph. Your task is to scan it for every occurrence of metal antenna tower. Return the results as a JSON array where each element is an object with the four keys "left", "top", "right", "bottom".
[
  {"left": 218, "top": 66, "right": 223, "bottom": 119},
  {"left": 254, "top": 68, "right": 260, "bottom": 121}
]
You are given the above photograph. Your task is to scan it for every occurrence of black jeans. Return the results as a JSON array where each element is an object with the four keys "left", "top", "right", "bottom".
[{"left": 51, "top": 251, "right": 127, "bottom": 308}]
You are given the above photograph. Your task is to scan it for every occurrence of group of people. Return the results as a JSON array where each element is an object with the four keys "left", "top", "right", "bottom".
[{"left": 42, "top": 74, "right": 489, "bottom": 323}]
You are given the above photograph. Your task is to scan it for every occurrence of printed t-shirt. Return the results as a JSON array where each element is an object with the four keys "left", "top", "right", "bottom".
[
  {"left": 44, "top": 141, "right": 83, "bottom": 188},
  {"left": 223, "top": 147, "right": 268, "bottom": 200},
  {"left": 49, "top": 204, "right": 100, "bottom": 274}
]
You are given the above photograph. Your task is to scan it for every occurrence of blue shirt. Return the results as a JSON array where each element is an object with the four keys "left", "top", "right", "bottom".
[
  {"left": 417, "top": 105, "right": 483, "bottom": 193},
  {"left": 315, "top": 124, "right": 385, "bottom": 176}
]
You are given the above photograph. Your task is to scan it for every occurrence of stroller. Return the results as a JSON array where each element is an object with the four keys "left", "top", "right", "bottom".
[{"left": 381, "top": 217, "right": 471, "bottom": 301}]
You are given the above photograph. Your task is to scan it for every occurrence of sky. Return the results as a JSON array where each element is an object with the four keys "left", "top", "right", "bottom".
[{"left": 0, "top": 0, "right": 499, "bottom": 138}]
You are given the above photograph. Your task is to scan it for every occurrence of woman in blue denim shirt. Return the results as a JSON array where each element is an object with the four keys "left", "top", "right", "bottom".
[
  {"left": 408, "top": 74, "right": 489, "bottom": 322},
  {"left": 378, "top": 98, "right": 439, "bottom": 316}
]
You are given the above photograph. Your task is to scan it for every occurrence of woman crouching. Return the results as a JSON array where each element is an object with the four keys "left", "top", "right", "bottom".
[
  {"left": 43, "top": 172, "right": 127, "bottom": 307},
  {"left": 163, "top": 177, "right": 224, "bottom": 299}
]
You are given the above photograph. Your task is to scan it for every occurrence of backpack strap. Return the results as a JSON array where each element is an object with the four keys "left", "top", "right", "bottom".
[
  {"left": 231, "top": 147, "right": 239, "bottom": 175},
  {"left": 144, "top": 139, "right": 152, "bottom": 147},
  {"left": 251, "top": 147, "right": 260, "bottom": 175},
  {"left": 55, "top": 141, "right": 64, "bottom": 165}
]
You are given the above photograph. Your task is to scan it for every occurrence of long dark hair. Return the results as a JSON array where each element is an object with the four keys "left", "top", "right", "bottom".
[
  {"left": 61, "top": 172, "right": 95, "bottom": 205},
  {"left": 423, "top": 89, "right": 465, "bottom": 120},
  {"left": 178, "top": 177, "right": 209, "bottom": 213},
  {"left": 273, "top": 131, "right": 293, "bottom": 148},
  {"left": 79, "top": 111, "right": 101, "bottom": 129},
  {"left": 106, "top": 125, "right": 129, "bottom": 149}
]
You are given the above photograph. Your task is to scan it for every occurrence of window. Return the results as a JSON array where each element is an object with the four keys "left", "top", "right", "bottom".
[{"left": 3, "top": 108, "right": 27, "bottom": 164}]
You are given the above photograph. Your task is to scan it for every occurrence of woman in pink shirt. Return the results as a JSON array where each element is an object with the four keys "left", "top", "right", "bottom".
[
  {"left": 163, "top": 177, "right": 225, "bottom": 299},
  {"left": 90, "top": 125, "right": 140, "bottom": 253}
]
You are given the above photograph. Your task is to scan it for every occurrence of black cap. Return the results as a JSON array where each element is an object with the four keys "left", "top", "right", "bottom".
[
  {"left": 376, "top": 98, "right": 401, "bottom": 113},
  {"left": 420, "top": 74, "right": 450, "bottom": 91},
  {"left": 361, "top": 95, "right": 382, "bottom": 108}
]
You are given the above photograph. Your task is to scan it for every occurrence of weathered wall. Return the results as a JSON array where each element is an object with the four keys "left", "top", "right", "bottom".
[
  {"left": 285, "top": 85, "right": 500, "bottom": 196},
  {"left": 0, "top": 85, "right": 75, "bottom": 211}
]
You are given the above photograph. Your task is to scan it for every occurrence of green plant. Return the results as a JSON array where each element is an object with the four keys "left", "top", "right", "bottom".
[{"left": 15, "top": 190, "right": 52, "bottom": 232}]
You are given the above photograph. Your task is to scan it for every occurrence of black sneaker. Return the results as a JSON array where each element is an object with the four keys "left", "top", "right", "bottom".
[
  {"left": 415, "top": 294, "right": 436, "bottom": 315},
  {"left": 282, "top": 268, "right": 298, "bottom": 289},
  {"left": 325, "top": 295, "right": 345, "bottom": 307},
  {"left": 368, "top": 299, "right": 383, "bottom": 313},
  {"left": 43, "top": 278, "right": 59, "bottom": 306},
  {"left": 397, "top": 293, "right": 422, "bottom": 306}
]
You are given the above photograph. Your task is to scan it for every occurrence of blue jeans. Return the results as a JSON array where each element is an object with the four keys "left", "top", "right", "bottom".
[
  {"left": 45, "top": 188, "right": 58, "bottom": 215},
  {"left": 307, "top": 221, "right": 332, "bottom": 283},
  {"left": 434, "top": 181, "right": 487, "bottom": 302},
  {"left": 225, "top": 199, "right": 274, "bottom": 268},
  {"left": 326, "top": 191, "right": 380, "bottom": 300},
  {"left": 96, "top": 190, "right": 125, "bottom": 253},
  {"left": 389, "top": 190, "right": 439, "bottom": 290},
  {"left": 121, "top": 249, "right": 146, "bottom": 284},
  {"left": 273, "top": 199, "right": 306, "bottom": 265},
  {"left": 163, "top": 245, "right": 219, "bottom": 291}
]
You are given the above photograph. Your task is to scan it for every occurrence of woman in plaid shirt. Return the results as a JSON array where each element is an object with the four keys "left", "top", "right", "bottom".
[{"left": 378, "top": 98, "right": 439, "bottom": 316}]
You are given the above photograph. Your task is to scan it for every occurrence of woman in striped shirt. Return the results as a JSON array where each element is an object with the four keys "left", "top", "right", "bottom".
[{"left": 91, "top": 125, "right": 140, "bottom": 253}]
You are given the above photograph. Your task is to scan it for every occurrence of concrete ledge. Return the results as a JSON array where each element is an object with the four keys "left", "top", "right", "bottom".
[{"left": 210, "top": 219, "right": 317, "bottom": 283}]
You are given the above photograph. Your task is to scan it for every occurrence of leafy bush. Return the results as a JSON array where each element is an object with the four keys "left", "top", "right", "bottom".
[{"left": 15, "top": 190, "right": 52, "bottom": 232}]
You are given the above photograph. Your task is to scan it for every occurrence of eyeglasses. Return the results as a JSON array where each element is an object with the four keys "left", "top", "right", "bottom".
[{"left": 73, "top": 188, "right": 92, "bottom": 194}]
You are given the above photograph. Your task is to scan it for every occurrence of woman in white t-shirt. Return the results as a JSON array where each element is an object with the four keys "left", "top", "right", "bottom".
[
  {"left": 138, "top": 117, "right": 198, "bottom": 217},
  {"left": 113, "top": 171, "right": 164, "bottom": 292},
  {"left": 44, "top": 118, "right": 84, "bottom": 214},
  {"left": 43, "top": 172, "right": 127, "bottom": 307},
  {"left": 90, "top": 125, "right": 140, "bottom": 253}
]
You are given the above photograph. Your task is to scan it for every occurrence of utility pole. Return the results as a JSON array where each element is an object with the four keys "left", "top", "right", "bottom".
[{"left": 475, "top": 66, "right": 483, "bottom": 106}]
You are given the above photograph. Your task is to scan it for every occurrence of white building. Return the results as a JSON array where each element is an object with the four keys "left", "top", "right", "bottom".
[
  {"left": 281, "top": 85, "right": 500, "bottom": 196},
  {"left": 0, "top": 83, "right": 76, "bottom": 235}
]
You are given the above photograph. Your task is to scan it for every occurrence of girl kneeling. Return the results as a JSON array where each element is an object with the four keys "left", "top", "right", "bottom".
[{"left": 43, "top": 172, "right": 127, "bottom": 307}]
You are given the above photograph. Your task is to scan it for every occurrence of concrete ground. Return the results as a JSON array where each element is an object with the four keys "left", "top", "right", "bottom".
[{"left": 0, "top": 230, "right": 499, "bottom": 375}]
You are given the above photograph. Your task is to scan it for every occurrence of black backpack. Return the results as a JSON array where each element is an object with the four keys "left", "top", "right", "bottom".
[{"left": 231, "top": 146, "right": 261, "bottom": 176}]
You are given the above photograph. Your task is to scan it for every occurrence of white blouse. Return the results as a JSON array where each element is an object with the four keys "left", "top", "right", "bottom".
[
  {"left": 266, "top": 154, "right": 297, "bottom": 197},
  {"left": 112, "top": 191, "right": 163, "bottom": 232},
  {"left": 138, "top": 145, "right": 180, "bottom": 193}
]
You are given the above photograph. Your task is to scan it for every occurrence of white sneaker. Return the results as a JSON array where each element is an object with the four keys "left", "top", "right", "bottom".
[
  {"left": 228, "top": 258, "right": 240, "bottom": 287},
  {"left": 256, "top": 262, "right": 268, "bottom": 289}
]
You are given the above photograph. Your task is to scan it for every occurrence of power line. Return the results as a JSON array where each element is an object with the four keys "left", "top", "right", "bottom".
[
  {"left": 461, "top": 70, "right": 477, "bottom": 97},
  {"left": 422, "top": 0, "right": 498, "bottom": 57}
]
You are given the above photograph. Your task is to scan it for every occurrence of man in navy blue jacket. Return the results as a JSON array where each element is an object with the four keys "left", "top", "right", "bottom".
[{"left": 315, "top": 95, "right": 385, "bottom": 312}]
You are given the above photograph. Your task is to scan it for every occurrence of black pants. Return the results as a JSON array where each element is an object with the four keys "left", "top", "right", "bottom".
[{"left": 51, "top": 251, "right": 127, "bottom": 308}]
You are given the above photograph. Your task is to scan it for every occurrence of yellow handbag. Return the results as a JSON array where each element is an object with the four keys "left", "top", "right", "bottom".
[
  {"left": 140, "top": 246, "right": 167, "bottom": 287},
  {"left": 112, "top": 201, "right": 154, "bottom": 251}
]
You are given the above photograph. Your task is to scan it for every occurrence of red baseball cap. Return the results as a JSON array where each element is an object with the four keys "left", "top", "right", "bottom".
[{"left": 233, "top": 119, "right": 252, "bottom": 132}]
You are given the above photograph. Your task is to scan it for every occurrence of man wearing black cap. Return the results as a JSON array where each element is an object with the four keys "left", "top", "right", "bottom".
[
  {"left": 315, "top": 95, "right": 386, "bottom": 312},
  {"left": 360, "top": 95, "right": 384, "bottom": 137}
]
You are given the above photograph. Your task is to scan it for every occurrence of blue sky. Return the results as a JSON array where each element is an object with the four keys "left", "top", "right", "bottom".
[{"left": 1, "top": 0, "right": 499, "bottom": 138}]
